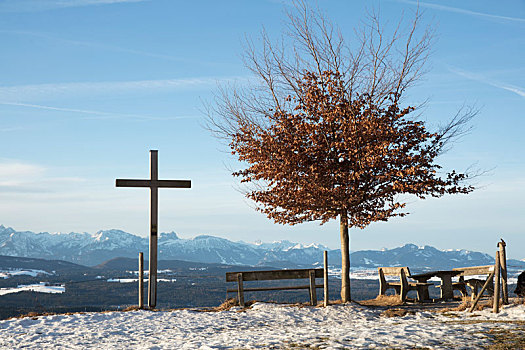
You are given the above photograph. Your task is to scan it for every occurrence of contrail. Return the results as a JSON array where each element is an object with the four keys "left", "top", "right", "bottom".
[
  {"left": 449, "top": 67, "right": 525, "bottom": 99},
  {"left": 396, "top": 0, "right": 525, "bottom": 23},
  {"left": 0, "top": 101, "right": 193, "bottom": 121}
]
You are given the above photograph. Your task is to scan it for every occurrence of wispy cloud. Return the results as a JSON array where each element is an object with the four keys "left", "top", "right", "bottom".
[
  {"left": 0, "top": 30, "right": 193, "bottom": 63},
  {"left": 0, "top": 76, "right": 249, "bottom": 101},
  {"left": 0, "top": 160, "right": 86, "bottom": 194},
  {"left": 0, "top": 161, "right": 45, "bottom": 180},
  {"left": 0, "top": 0, "right": 147, "bottom": 13},
  {"left": 396, "top": 0, "right": 525, "bottom": 23},
  {"left": 0, "top": 126, "right": 25, "bottom": 132},
  {"left": 449, "top": 67, "right": 525, "bottom": 98},
  {"left": 0, "top": 101, "right": 194, "bottom": 121}
]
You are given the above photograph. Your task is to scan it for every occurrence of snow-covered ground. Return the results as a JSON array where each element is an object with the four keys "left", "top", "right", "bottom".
[
  {"left": 0, "top": 269, "right": 51, "bottom": 279},
  {"left": 0, "top": 302, "right": 523, "bottom": 349},
  {"left": 0, "top": 282, "right": 65, "bottom": 296}
]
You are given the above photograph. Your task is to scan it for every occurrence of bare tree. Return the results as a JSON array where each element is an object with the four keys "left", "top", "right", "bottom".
[{"left": 207, "top": 2, "right": 475, "bottom": 303}]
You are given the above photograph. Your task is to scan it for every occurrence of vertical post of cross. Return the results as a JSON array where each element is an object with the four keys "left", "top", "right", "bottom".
[{"left": 149, "top": 150, "right": 158, "bottom": 309}]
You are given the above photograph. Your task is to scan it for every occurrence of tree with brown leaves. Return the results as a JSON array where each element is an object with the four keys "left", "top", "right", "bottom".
[{"left": 207, "top": 3, "right": 476, "bottom": 302}]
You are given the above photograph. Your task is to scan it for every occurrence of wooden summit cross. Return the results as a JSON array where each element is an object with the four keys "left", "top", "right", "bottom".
[{"left": 116, "top": 150, "right": 191, "bottom": 309}]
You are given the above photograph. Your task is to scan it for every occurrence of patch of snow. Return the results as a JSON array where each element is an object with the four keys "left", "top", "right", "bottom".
[
  {"left": 0, "top": 302, "right": 523, "bottom": 349},
  {"left": 0, "top": 269, "right": 52, "bottom": 279},
  {"left": 0, "top": 282, "right": 64, "bottom": 296}
]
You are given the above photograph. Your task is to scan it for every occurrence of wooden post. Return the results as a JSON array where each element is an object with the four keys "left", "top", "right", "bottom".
[
  {"left": 138, "top": 252, "right": 144, "bottom": 309},
  {"left": 400, "top": 268, "right": 408, "bottom": 302},
  {"left": 237, "top": 273, "right": 245, "bottom": 308},
  {"left": 309, "top": 270, "right": 317, "bottom": 306},
  {"left": 468, "top": 270, "right": 496, "bottom": 312},
  {"left": 498, "top": 239, "right": 508, "bottom": 305},
  {"left": 493, "top": 250, "right": 501, "bottom": 314},
  {"left": 323, "top": 250, "right": 329, "bottom": 307}
]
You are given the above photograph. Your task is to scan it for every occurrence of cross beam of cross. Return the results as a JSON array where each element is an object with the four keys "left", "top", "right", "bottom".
[{"left": 116, "top": 150, "right": 191, "bottom": 308}]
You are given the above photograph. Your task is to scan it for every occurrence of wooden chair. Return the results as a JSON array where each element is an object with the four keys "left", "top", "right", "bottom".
[
  {"left": 452, "top": 265, "right": 495, "bottom": 301},
  {"left": 378, "top": 267, "right": 432, "bottom": 302}
]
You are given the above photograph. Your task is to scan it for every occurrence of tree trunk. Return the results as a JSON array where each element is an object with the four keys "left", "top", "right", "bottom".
[{"left": 340, "top": 211, "right": 351, "bottom": 302}]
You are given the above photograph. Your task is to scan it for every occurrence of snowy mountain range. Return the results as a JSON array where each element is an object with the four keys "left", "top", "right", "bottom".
[
  {"left": 1, "top": 225, "right": 523, "bottom": 270},
  {"left": 0, "top": 225, "right": 330, "bottom": 267}
]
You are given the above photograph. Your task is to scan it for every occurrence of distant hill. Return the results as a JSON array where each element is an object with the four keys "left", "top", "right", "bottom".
[
  {"left": 0, "top": 255, "right": 92, "bottom": 273},
  {"left": 94, "top": 256, "right": 308, "bottom": 272},
  {"left": 351, "top": 244, "right": 507, "bottom": 271},
  {"left": 94, "top": 257, "right": 229, "bottom": 271}
]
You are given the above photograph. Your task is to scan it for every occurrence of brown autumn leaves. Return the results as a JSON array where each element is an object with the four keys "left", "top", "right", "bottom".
[{"left": 230, "top": 70, "right": 473, "bottom": 230}]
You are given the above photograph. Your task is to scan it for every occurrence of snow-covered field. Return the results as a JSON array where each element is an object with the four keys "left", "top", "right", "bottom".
[
  {"left": 0, "top": 269, "right": 51, "bottom": 279},
  {"left": 0, "top": 282, "right": 65, "bottom": 296},
  {"left": 0, "top": 302, "right": 523, "bottom": 349}
]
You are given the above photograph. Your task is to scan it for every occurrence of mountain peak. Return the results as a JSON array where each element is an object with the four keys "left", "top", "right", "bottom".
[
  {"left": 160, "top": 231, "right": 179, "bottom": 240},
  {"left": 401, "top": 243, "right": 418, "bottom": 250},
  {"left": 92, "top": 229, "right": 133, "bottom": 241}
]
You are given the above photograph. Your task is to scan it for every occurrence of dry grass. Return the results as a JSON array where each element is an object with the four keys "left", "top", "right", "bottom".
[
  {"left": 15, "top": 311, "right": 54, "bottom": 320},
  {"left": 196, "top": 298, "right": 258, "bottom": 312},
  {"left": 485, "top": 326, "right": 525, "bottom": 350},
  {"left": 380, "top": 308, "right": 415, "bottom": 318},
  {"left": 12, "top": 306, "right": 145, "bottom": 320},
  {"left": 440, "top": 296, "right": 494, "bottom": 313},
  {"left": 512, "top": 297, "right": 525, "bottom": 305},
  {"left": 13, "top": 311, "right": 89, "bottom": 320},
  {"left": 122, "top": 306, "right": 142, "bottom": 312},
  {"left": 213, "top": 298, "right": 240, "bottom": 311},
  {"left": 359, "top": 295, "right": 404, "bottom": 307}
]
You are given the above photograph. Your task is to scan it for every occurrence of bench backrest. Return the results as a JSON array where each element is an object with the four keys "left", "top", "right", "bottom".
[
  {"left": 452, "top": 265, "right": 494, "bottom": 276},
  {"left": 225, "top": 268, "right": 324, "bottom": 282},
  {"left": 377, "top": 266, "right": 411, "bottom": 277}
]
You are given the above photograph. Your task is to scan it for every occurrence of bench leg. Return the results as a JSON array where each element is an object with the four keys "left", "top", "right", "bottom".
[
  {"left": 400, "top": 284, "right": 408, "bottom": 302},
  {"left": 417, "top": 285, "right": 430, "bottom": 301},
  {"left": 237, "top": 273, "right": 245, "bottom": 308},
  {"left": 471, "top": 283, "right": 479, "bottom": 302},
  {"left": 379, "top": 282, "right": 386, "bottom": 296},
  {"left": 440, "top": 275, "right": 454, "bottom": 300},
  {"left": 459, "top": 285, "right": 468, "bottom": 298}
]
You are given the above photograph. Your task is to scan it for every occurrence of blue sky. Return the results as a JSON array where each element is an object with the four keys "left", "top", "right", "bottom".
[{"left": 0, "top": 0, "right": 524, "bottom": 259}]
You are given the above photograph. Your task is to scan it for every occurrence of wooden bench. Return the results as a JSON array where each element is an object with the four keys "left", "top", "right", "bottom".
[
  {"left": 378, "top": 267, "right": 432, "bottom": 302},
  {"left": 452, "top": 265, "right": 495, "bottom": 300},
  {"left": 226, "top": 268, "right": 325, "bottom": 307}
]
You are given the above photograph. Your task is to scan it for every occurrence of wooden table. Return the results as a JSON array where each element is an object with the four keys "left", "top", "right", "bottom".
[{"left": 410, "top": 270, "right": 463, "bottom": 300}]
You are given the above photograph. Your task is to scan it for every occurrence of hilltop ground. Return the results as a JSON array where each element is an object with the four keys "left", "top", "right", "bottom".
[{"left": 0, "top": 298, "right": 523, "bottom": 349}]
